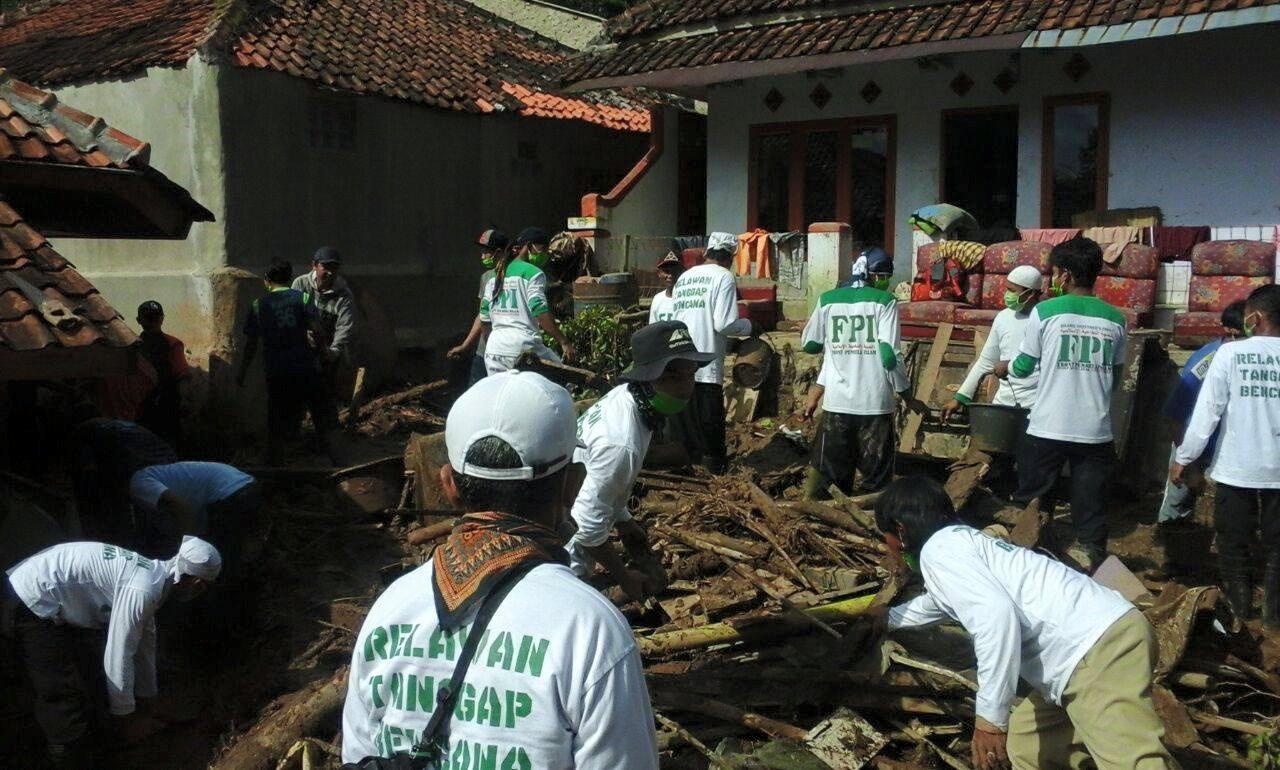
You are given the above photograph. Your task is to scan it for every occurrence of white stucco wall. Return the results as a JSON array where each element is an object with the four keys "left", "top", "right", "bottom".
[
  {"left": 706, "top": 24, "right": 1280, "bottom": 283},
  {"left": 592, "top": 107, "right": 681, "bottom": 272},
  {"left": 462, "top": 0, "right": 603, "bottom": 49},
  {"left": 41, "top": 58, "right": 228, "bottom": 355}
]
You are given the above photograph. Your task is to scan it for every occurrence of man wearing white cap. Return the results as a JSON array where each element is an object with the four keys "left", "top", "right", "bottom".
[
  {"left": 3, "top": 537, "right": 221, "bottom": 767},
  {"left": 342, "top": 372, "right": 658, "bottom": 769},
  {"left": 941, "top": 265, "right": 1044, "bottom": 422},
  {"left": 671, "top": 232, "right": 756, "bottom": 473}
]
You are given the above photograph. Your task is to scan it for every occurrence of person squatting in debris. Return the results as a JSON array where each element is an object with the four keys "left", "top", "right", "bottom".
[
  {"left": 648, "top": 252, "right": 684, "bottom": 324},
  {"left": 1172, "top": 284, "right": 1280, "bottom": 627},
  {"left": 671, "top": 231, "right": 759, "bottom": 474},
  {"left": 867, "top": 477, "right": 1181, "bottom": 770},
  {"left": 134, "top": 300, "right": 191, "bottom": 449},
  {"left": 238, "top": 258, "right": 340, "bottom": 464},
  {"left": 799, "top": 248, "right": 927, "bottom": 498},
  {"left": 341, "top": 371, "right": 658, "bottom": 769},
  {"left": 1158, "top": 301, "right": 1246, "bottom": 527},
  {"left": 1009, "top": 237, "right": 1127, "bottom": 571},
  {"left": 2, "top": 537, "right": 221, "bottom": 769},
  {"left": 940, "top": 265, "right": 1044, "bottom": 423},
  {"left": 564, "top": 320, "right": 714, "bottom": 601},
  {"left": 447, "top": 229, "right": 509, "bottom": 384},
  {"left": 477, "top": 227, "right": 576, "bottom": 375}
]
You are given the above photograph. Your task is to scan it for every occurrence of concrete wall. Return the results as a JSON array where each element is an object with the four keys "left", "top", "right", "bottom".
[
  {"left": 463, "top": 0, "right": 603, "bottom": 49},
  {"left": 217, "top": 66, "right": 646, "bottom": 350},
  {"left": 43, "top": 58, "right": 228, "bottom": 355},
  {"left": 706, "top": 24, "right": 1280, "bottom": 284},
  {"left": 593, "top": 107, "right": 682, "bottom": 272}
]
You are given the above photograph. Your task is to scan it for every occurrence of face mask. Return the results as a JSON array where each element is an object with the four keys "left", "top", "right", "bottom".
[
  {"left": 903, "top": 553, "right": 919, "bottom": 573},
  {"left": 1047, "top": 277, "right": 1065, "bottom": 298},
  {"left": 526, "top": 249, "right": 549, "bottom": 268},
  {"left": 481, "top": 254, "right": 496, "bottom": 269},
  {"left": 871, "top": 276, "right": 891, "bottom": 291},
  {"left": 1244, "top": 312, "right": 1260, "bottom": 338},
  {"left": 649, "top": 391, "right": 689, "bottom": 415},
  {"left": 1004, "top": 290, "right": 1025, "bottom": 311}
]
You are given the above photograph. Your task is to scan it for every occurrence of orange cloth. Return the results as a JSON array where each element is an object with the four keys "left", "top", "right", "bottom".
[{"left": 737, "top": 230, "right": 772, "bottom": 279}]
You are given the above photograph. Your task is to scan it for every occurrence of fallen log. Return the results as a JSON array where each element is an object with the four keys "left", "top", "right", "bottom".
[
  {"left": 407, "top": 518, "right": 458, "bottom": 545},
  {"left": 654, "top": 690, "right": 808, "bottom": 741},
  {"left": 654, "top": 525, "right": 759, "bottom": 562},
  {"left": 210, "top": 667, "right": 347, "bottom": 770},
  {"left": 779, "top": 500, "right": 866, "bottom": 535},
  {"left": 342, "top": 379, "right": 448, "bottom": 424},
  {"left": 637, "top": 594, "right": 876, "bottom": 657}
]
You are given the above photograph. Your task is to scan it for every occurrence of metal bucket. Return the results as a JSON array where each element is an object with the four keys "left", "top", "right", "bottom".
[
  {"left": 731, "top": 338, "right": 774, "bottom": 388},
  {"left": 572, "top": 273, "right": 639, "bottom": 315},
  {"left": 967, "top": 403, "right": 1029, "bottom": 455}
]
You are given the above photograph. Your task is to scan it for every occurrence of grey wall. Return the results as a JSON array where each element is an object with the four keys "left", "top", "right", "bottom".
[
  {"left": 706, "top": 24, "right": 1280, "bottom": 284},
  {"left": 217, "top": 67, "right": 647, "bottom": 350},
  {"left": 462, "top": 0, "right": 603, "bottom": 49}
]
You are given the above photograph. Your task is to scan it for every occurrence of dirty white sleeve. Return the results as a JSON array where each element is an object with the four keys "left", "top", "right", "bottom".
[
  {"left": 1175, "top": 350, "right": 1230, "bottom": 466},
  {"left": 880, "top": 300, "right": 910, "bottom": 393},
  {"left": 568, "top": 444, "right": 640, "bottom": 550},
  {"left": 528, "top": 270, "right": 551, "bottom": 317},
  {"left": 341, "top": 646, "right": 377, "bottom": 762},
  {"left": 573, "top": 647, "right": 659, "bottom": 770},
  {"left": 103, "top": 588, "right": 152, "bottom": 715},
  {"left": 133, "top": 616, "right": 158, "bottom": 700},
  {"left": 887, "top": 593, "right": 949, "bottom": 630},
  {"left": 958, "top": 317, "right": 1004, "bottom": 401},
  {"left": 712, "top": 273, "right": 751, "bottom": 337},
  {"left": 926, "top": 557, "right": 1023, "bottom": 731},
  {"left": 801, "top": 305, "right": 825, "bottom": 354},
  {"left": 1012, "top": 307, "right": 1043, "bottom": 378}
]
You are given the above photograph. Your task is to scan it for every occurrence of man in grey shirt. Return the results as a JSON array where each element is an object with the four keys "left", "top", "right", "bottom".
[{"left": 291, "top": 246, "right": 356, "bottom": 366}]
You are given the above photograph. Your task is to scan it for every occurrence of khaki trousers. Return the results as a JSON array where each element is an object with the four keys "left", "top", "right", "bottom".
[{"left": 1007, "top": 610, "right": 1181, "bottom": 770}]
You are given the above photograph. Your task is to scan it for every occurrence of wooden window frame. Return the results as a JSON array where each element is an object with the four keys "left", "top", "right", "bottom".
[
  {"left": 1040, "top": 93, "right": 1110, "bottom": 228},
  {"left": 747, "top": 115, "right": 897, "bottom": 253},
  {"left": 938, "top": 105, "right": 1020, "bottom": 201}
]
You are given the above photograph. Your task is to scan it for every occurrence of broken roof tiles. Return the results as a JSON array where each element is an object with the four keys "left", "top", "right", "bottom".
[
  {"left": 0, "top": 0, "right": 653, "bottom": 132},
  {"left": 0, "top": 201, "right": 137, "bottom": 354},
  {"left": 565, "top": 0, "right": 1280, "bottom": 83}
]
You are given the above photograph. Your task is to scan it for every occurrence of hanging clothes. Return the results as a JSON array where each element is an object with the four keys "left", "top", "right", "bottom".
[
  {"left": 1019, "top": 228, "right": 1082, "bottom": 246},
  {"left": 771, "top": 231, "right": 806, "bottom": 291},
  {"left": 1151, "top": 226, "right": 1209, "bottom": 261},
  {"left": 1083, "top": 226, "right": 1142, "bottom": 264},
  {"left": 736, "top": 230, "right": 772, "bottom": 278}
]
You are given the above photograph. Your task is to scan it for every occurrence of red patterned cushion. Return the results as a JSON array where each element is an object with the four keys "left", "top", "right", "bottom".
[
  {"left": 899, "top": 301, "right": 958, "bottom": 324},
  {"left": 955, "top": 307, "right": 1000, "bottom": 325},
  {"left": 1188, "top": 275, "right": 1271, "bottom": 312},
  {"left": 1100, "top": 243, "right": 1158, "bottom": 279},
  {"left": 1094, "top": 277, "right": 1156, "bottom": 313},
  {"left": 1191, "top": 240, "right": 1277, "bottom": 277},
  {"left": 982, "top": 241, "right": 1052, "bottom": 275},
  {"left": 916, "top": 242, "right": 939, "bottom": 274},
  {"left": 965, "top": 274, "right": 982, "bottom": 306},
  {"left": 1173, "top": 311, "right": 1227, "bottom": 348}
]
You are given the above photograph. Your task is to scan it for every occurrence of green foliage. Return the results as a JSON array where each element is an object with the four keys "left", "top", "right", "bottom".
[
  {"left": 1250, "top": 730, "right": 1280, "bottom": 769},
  {"left": 543, "top": 305, "right": 632, "bottom": 395}
]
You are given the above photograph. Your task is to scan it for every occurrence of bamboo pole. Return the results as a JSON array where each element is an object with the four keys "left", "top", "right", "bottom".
[{"left": 637, "top": 594, "right": 877, "bottom": 656}]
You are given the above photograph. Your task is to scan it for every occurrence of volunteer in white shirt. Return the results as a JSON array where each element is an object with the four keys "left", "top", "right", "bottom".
[
  {"left": 342, "top": 371, "right": 658, "bottom": 769},
  {"left": 1173, "top": 284, "right": 1280, "bottom": 627},
  {"left": 940, "top": 265, "right": 1043, "bottom": 422},
  {"left": 671, "top": 232, "right": 756, "bottom": 473},
  {"left": 1009, "top": 238, "right": 1127, "bottom": 570},
  {"left": 447, "top": 229, "right": 509, "bottom": 384},
  {"left": 648, "top": 252, "right": 683, "bottom": 324},
  {"left": 799, "top": 249, "right": 927, "bottom": 498},
  {"left": 868, "top": 477, "right": 1178, "bottom": 770},
  {"left": 566, "top": 321, "right": 714, "bottom": 600},
  {"left": 478, "top": 227, "right": 576, "bottom": 375},
  {"left": 3, "top": 537, "right": 220, "bottom": 768}
]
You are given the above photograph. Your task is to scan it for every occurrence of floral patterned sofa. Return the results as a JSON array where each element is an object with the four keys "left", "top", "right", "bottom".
[{"left": 1172, "top": 240, "right": 1276, "bottom": 347}]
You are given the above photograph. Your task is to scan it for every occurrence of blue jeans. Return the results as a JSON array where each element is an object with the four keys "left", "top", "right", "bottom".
[{"left": 1159, "top": 443, "right": 1198, "bottom": 523}]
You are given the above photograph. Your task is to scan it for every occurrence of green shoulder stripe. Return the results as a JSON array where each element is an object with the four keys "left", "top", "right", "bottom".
[
  {"left": 819, "top": 286, "right": 895, "bottom": 308},
  {"left": 1035, "top": 295, "right": 1126, "bottom": 326},
  {"left": 803, "top": 341, "right": 823, "bottom": 355},
  {"left": 878, "top": 341, "right": 897, "bottom": 371},
  {"left": 1012, "top": 353, "right": 1038, "bottom": 378},
  {"left": 504, "top": 259, "right": 544, "bottom": 280}
]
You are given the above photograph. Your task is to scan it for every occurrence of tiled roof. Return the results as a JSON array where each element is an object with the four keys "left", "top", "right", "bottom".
[
  {"left": 0, "top": 201, "right": 137, "bottom": 355},
  {"left": 566, "top": 0, "right": 1280, "bottom": 84},
  {"left": 0, "top": 0, "right": 653, "bottom": 132},
  {"left": 0, "top": 69, "right": 151, "bottom": 169}
]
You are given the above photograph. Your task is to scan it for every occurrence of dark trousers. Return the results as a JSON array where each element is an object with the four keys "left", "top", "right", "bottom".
[
  {"left": 809, "top": 412, "right": 896, "bottom": 495},
  {"left": 1016, "top": 435, "right": 1114, "bottom": 550},
  {"left": 266, "top": 373, "right": 337, "bottom": 463},
  {"left": 692, "top": 383, "right": 727, "bottom": 473},
  {"left": 1215, "top": 483, "right": 1280, "bottom": 578}
]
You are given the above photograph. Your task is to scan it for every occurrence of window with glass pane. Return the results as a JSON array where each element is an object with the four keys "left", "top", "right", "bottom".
[
  {"left": 803, "top": 131, "right": 838, "bottom": 225},
  {"left": 1048, "top": 101, "right": 1106, "bottom": 227},
  {"left": 755, "top": 134, "right": 791, "bottom": 232},
  {"left": 849, "top": 126, "right": 888, "bottom": 249}
]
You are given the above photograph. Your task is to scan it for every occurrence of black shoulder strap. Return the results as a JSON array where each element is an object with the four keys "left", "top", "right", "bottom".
[{"left": 411, "top": 561, "right": 540, "bottom": 760}]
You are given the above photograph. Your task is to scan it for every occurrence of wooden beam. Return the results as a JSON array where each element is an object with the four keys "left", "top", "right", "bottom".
[{"left": 900, "top": 322, "right": 952, "bottom": 453}]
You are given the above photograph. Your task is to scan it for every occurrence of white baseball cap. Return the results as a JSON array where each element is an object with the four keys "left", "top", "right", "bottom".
[
  {"left": 446, "top": 371, "right": 578, "bottom": 481},
  {"left": 1008, "top": 265, "right": 1043, "bottom": 291}
]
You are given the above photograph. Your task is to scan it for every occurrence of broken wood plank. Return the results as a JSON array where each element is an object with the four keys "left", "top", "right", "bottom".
[
  {"left": 654, "top": 525, "right": 761, "bottom": 562},
  {"left": 637, "top": 594, "right": 876, "bottom": 656},
  {"left": 341, "top": 378, "right": 448, "bottom": 423},
  {"left": 210, "top": 667, "right": 347, "bottom": 770},
  {"left": 899, "top": 322, "right": 953, "bottom": 453},
  {"left": 406, "top": 518, "right": 458, "bottom": 545},
  {"left": 723, "top": 558, "right": 841, "bottom": 639},
  {"left": 653, "top": 691, "right": 808, "bottom": 741},
  {"left": 780, "top": 499, "right": 866, "bottom": 535}
]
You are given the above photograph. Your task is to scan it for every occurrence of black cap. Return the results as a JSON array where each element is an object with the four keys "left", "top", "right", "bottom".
[
  {"left": 515, "top": 227, "right": 549, "bottom": 247},
  {"left": 477, "top": 229, "right": 508, "bottom": 250},
  {"left": 620, "top": 321, "right": 716, "bottom": 382},
  {"left": 313, "top": 246, "right": 342, "bottom": 265},
  {"left": 137, "top": 300, "right": 164, "bottom": 319}
]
